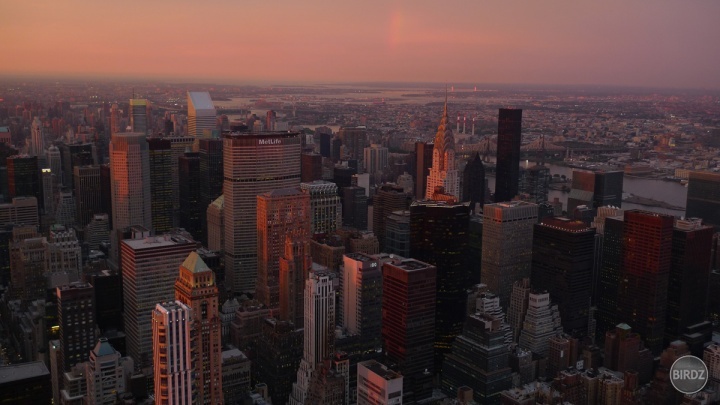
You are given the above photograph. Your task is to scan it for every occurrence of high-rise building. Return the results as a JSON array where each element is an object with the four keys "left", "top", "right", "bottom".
[
  {"left": 520, "top": 165, "right": 550, "bottom": 205},
  {"left": 223, "top": 131, "right": 302, "bottom": 293},
  {"left": 174, "top": 252, "right": 223, "bottom": 404},
  {"left": 595, "top": 215, "right": 624, "bottom": 341},
  {"left": 0, "top": 196, "right": 39, "bottom": 229},
  {"left": 87, "top": 269, "right": 123, "bottom": 334},
  {"left": 109, "top": 132, "right": 151, "bottom": 231},
  {"left": 46, "top": 145, "right": 62, "bottom": 185},
  {"left": 301, "top": 181, "right": 341, "bottom": 237},
  {"left": 110, "top": 104, "right": 121, "bottom": 135},
  {"left": 517, "top": 291, "right": 563, "bottom": 356},
  {"left": 207, "top": 195, "right": 224, "bottom": 252},
  {"left": 289, "top": 269, "right": 336, "bottom": 405},
  {"left": 84, "top": 338, "right": 127, "bottom": 405},
  {"left": 41, "top": 168, "right": 53, "bottom": 215},
  {"left": 129, "top": 99, "right": 148, "bottom": 134},
  {"left": 7, "top": 154, "right": 40, "bottom": 205},
  {"left": 30, "top": 116, "right": 45, "bottom": 157},
  {"left": 152, "top": 301, "right": 193, "bottom": 405},
  {"left": 342, "top": 186, "right": 367, "bottom": 230},
  {"left": 414, "top": 142, "right": 434, "bottom": 200},
  {"left": 73, "top": 165, "right": 102, "bottom": 228},
  {"left": 0, "top": 362, "right": 52, "bottom": 404},
  {"left": 341, "top": 253, "right": 383, "bottom": 350},
  {"left": 665, "top": 218, "right": 714, "bottom": 343},
  {"left": 382, "top": 258, "right": 436, "bottom": 403},
  {"left": 373, "top": 183, "right": 412, "bottom": 251},
  {"left": 320, "top": 132, "right": 332, "bottom": 158},
  {"left": 168, "top": 136, "right": 196, "bottom": 226},
  {"left": 441, "top": 312, "right": 513, "bottom": 405},
  {"left": 57, "top": 282, "right": 96, "bottom": 375},
  {"left": 364, "top": 144, "right": 388, "bottom": 177},
  {"left": 256, "top": 187, "right": 311, "bottom": 309},
  {"left": 59, "top": 142, "right": 95, "bottom": 189},
  {"left": 121, "top": 231, "right": 198, "bottom": 366},
  {"left": 616, "top": 210, "right": 674, "bottom": 354},
  {"left": 357, "top": 360, "right": 403, "bottom": 405},
  {"left": 279, "top": 237, "right": 313, "bottom": 328},
  {"left": 179, "top": 152, "right": 202, "bottom": 241},
  {"left": 409, "top": 200, "right": 470, "bottom": 368},
  {"left": 147, "top": 137, "right": 174, "bottom": 234},
  {"left": 254, "top": 319, "right": 303, "bottom": 405},
  {"left": 481, "top": 201, "right": 538, "bottom": 308},
  {"left": 301, "top": 152, "right": 323, "bottom": 183},
  {"left": 462, "top": 152, "right": 485, "bottom": 211},
  {"left": 531, "top": 217, "right": 595, "bottom": 337},
  {"left": 494, "top": 108, "right": 522, "bottom": 203},
  {"left": 385, "top": 210, "right": 410, "bottom": 257},
  {"left": 426, "top": 102, "right": 459, "bottom": 200},
  {"left": 567, "top": 170, "right": 624, "bottom": 214},
  {"left": 85, "top": 214, "right": 110, "bottom": 251},
  {"left": 187, "top": 91, "right": 216, "bottom": 138},
  {"left": 686, "top": 171, "right": 720, "bottom": 230},
  {"left": 199, "top": 138, "right": 223, "bottom": 244},
  {"left": 338, "top": 126, "right": 367, "bottom": 163}
]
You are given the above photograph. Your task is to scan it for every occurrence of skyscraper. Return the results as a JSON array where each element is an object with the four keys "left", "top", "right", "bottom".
[
  {"left": 520, "top": 165, "right": 550, "bottom": 205},
  {"left": 517, "top": 291, "right": 563, "bottom": 356},
  {"left": 110, "top": 104, "right": 121, "bottom": 135},
  {"left": 300, "top": 181, "right": 341, "bottom": 237},
  {"left": 279, "top": 236, "right": 313, "bottom": 328},
  {"left": 341, "top": 253, "right": 383, "bottom": 350},
  {"left": 382, "top": 258, "right": 436, "bottom": 403},
  {"left": 84, "top": 338, "right": 127, "bottom": 405},
  {"left": 30, "top": 116, "right": 44, "bottom": 157},
  {"left": 665, "top": 218, "right": 714, "bottom": 343},
  {"left": 462, "top": 152, "right": 485, "bottom": 211},
  {"left": 409, "top": 200, "right": 470, "bottom": 369},
  {"left": 57, "top": 282, "right": 96, "bottom": 375},
  {"left": 147, "top": 137, "right": 173, "bottom": 234},
  {"left": 414, "top": 142, "right": 434, "bottom": 200},
  {"left": 121, "top": 231, "right": 198, "bottom": 366},
  {"left": 223, "top": 131, "right": 302, "bottom": 293},
  {"left": 109, "top": 132, "right": 151, "bottom": 231},
  {"left": 256, "top": 187, "right": 311, "bottom": 309},
  {"left": 494, "top": 108, "right": 522, "bottom": 203},
  {"left": 7, "top": 155, "right": 40, "bottom": 205},
  {"left": 686, "top": 171, "right": 720, "bottom": 230},
  {"left": 342, "top": 186, "right": 367, "bottom": 230},
  {"left": 531, "top": 217, "right": 595, "bottom": 338},
  {"left": 187, "top": 91, "right": 216, "bottom": 137},
  {"left": 129, "top": 99, "right": 148, "bottom": 134},
  {"left": 426, "top": 102, "right": 459, "bottom": 199},
  {"left": 357, "top": 360, "right": 403, "bottom": 405},
  {"left": 385, "top": 210, "right": 411, "bottom": 257},
  {"left": 372, "top": 183, "right": 412, "bottom": 252},
  {"left": 178, "top": 152, "right": 202, "bottom": 241},
  {"left": 289, "top": 269, "right": 336, "bottom": 405},
  {"left": 595, "top": 215, "right": 624, "bottom": 341},
  {"left": 73, "top": 165, "right": 102, "bottom": 228},
  {"left": 338, "top": 126, "right": 367, "bottom": 163},
  {"left": 567, "top": 170, "right": 624, "bottom": 214},
  {"left": 616, "top": 210, "right": 674, "bottom": 354},
  {"left": 174, "top": 252, "right": 223, "bottom": 404},
  {"left": 481, "top": 201, "right": 538, "bottom": 309},
  {"left": 364, "top": 144, "right": 389, "bottom": 177},
  {"left": 152, "top": 301, "right": 193, "bottom": 405},
  {"left": 301, "top": 152, "right": 323, "bottom": 183}
]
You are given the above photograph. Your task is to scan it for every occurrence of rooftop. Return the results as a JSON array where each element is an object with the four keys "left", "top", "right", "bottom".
[
  {"left": 360, "top": 360, "right": 402, "bottom": 381},
  {"left": 0, "top": 361, "right": 49, "bottom": 384},
  {"left": 181, "top": 251, "right": 210, "bottom": 274},
  {"left": 187, "top": 91, "right": 215, "bottom": 112}
]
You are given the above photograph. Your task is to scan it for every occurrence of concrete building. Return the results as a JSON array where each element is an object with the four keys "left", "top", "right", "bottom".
[
  {"left": 222, "top": 348, "right": 251, "bottom": 404},
  {"left": 357, "top": 360, "right": 403, "bottom": 405},
  {"left": 341, "top": 253, "right": 382, "bottom": 350},
  {"left": 57, "top": 282, "right": 97, "bottom": 375},
  {"left": 517, "top": 291, "right": 563, "bottom": 356},
  {"left": 84, "top": 338, "right": 128, "bottom": 405},
  {"left": 223, "top": 131, "right": 302, "bottom": 294},
  {"left": 152, "top": 301, "right": 194, "bottom": 405},
  {"left": 109, "top": 132, "right": 151, "bottom": 231},
  {"left": 301, "top": 181, "right": 342, "bottom": 237}
]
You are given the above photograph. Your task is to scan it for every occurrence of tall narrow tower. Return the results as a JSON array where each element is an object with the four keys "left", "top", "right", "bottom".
[
  {"left": 109, "top": 132, "right": 151, "bottom": 231},
  {"left": 129, "top": 99, "right": 148, "bottom": 134},
  {"left": 426, "top": 100, "right": 459, "bottom": 199},
  {"left": 175, "top": 252, "right": 223, "bottom": 404},
  {"left": 495, "top": 108, "right": 522, "bottom": 202},
  {"left": 31, "top": 117, "right": 44, "bottom": 157},
  {"left": 152, "top": 301, "right": 193, "bottom": 405}
]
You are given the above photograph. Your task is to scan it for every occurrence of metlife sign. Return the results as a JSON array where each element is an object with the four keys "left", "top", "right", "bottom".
[{"left": 258, "top": 138, "right": 281, "bottom": 145}]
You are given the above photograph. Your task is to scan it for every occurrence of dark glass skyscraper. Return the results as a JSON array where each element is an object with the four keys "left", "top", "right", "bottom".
[
  {"left": 409, "top": 200, "right": 470, "bottom": 370},
  {"left": 414, "top": 142, "right": 434, "bottom": 200},
  {"left": 462, "top": 152, "right": 485, "bottom": 211},
  {"left": 198, "top": 138, "right": 223, "bottom": 244},
  {"left": 617, "top": 210, "right": 674, "bottom": 354},
  {"left": 147, "top": 138, "right": 173, "bottom": 234},
  {"left": 686, "top": 171, "right": 720, "bottom": 230},
  {"left": 373, "top": 183, "right": 412, "bottom": 252},
  {"left": 7, "top": 155, "right": 40, "bottom": 208},
  {"left": 342, "top": 186, "right": 367, "bottom": 230},
  {"left": 531, "top": 217, "right": 595, "bottom": 338},
  {"left": 179, "top": 152, "right": 202, "bottom": 241},
  {"left": 568, "top": 170, "right": 624, "bottom": 213},
  {"left": 596, "top": 216, "right": 624, "bottom": 341},
  {"left": 665, "top": 219, "right": 714, "bottom": 343},
  {"left": 494, "top": 108, "right": 522, "bottom": 203}
]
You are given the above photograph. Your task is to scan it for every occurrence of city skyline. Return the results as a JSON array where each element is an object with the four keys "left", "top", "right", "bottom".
[{"left": 2, "top": 1, "right": 720, "bottom": 89}]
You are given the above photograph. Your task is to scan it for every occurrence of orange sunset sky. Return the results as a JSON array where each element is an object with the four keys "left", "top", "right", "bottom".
[{"left": 1, "top": 0, "right": 719, "bottom": 89}]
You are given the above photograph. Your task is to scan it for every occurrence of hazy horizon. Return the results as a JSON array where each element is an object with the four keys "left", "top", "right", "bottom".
[{"left": 2, "top": 1, "right": 720, "bottom": 90}]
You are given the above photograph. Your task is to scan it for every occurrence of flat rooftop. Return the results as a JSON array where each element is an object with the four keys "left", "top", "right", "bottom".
[
  {"left": 0, "top": 361, "right": 49, "bottom": 384},
  {"left": 361, "top": 360, "right": 401, "bottom": 381}
]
